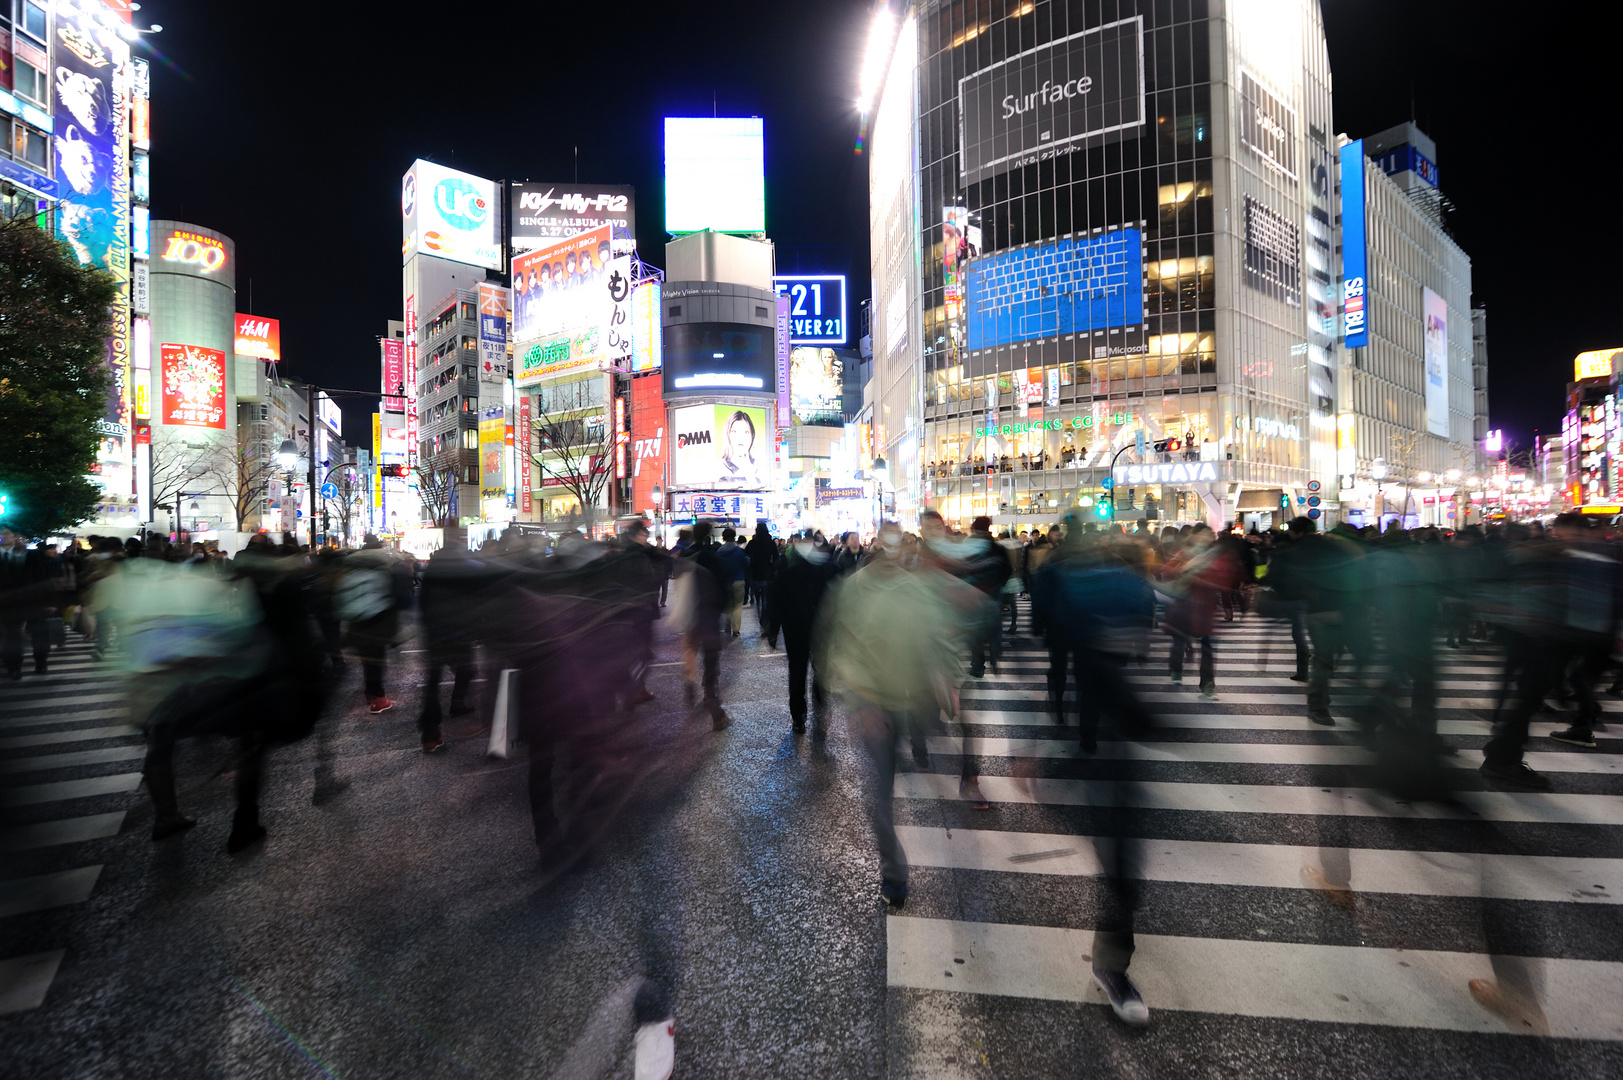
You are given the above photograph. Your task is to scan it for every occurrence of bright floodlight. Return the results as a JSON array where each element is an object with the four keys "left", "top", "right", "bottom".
[
  {"left": 277, "top": 439, "right": 298, "bottom": 473},
  {"left": 856, "top": 7, "right": 897, "bottom": 113},
  {"left": 1371, "top": 459, "right": 1387, "bottom": 481}
]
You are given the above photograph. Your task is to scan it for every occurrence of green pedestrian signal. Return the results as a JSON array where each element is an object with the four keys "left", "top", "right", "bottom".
[{"left": 1095, "top": 496, "right": 1112, "bottom": 519}]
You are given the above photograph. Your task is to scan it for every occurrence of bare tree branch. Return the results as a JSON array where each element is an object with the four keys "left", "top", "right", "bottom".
[
  {"left": 528, "top": 381, "right": 611, "bottom": 528},
  {"left": 204, "top": 423, "right": 282, "bottom": 532}
]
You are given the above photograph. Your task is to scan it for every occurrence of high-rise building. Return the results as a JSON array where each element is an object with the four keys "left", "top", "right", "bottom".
[{"left": 865, "top": 1, "right": 1486, "bottom": 531}]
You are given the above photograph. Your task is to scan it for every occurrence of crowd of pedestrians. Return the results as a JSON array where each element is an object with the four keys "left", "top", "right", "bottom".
[{"left": 3, "top": 507, "right": 1618, "bottom": 1072}]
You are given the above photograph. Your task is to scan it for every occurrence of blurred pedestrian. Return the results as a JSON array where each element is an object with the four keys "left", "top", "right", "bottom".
[
  {"left": 675, "top": 521, "right": 732, "bottom": 729},
  {"left": 744, "top": 521, "right": 777, "bottom": 608},
  {"left": 418, "top": 538, "right": 485, "bottom": 752},
  {"left": 773, "top": 532, "right": 834, "bottom": 734},
  {"left": 337, "top": 534, "right": 411, "bottom": 714},
  {"left": 716, "top": 526, "right": 749, "bottom": 636},
  {"left": 822, "top": 522, "right": 965, "bottom": 908}
]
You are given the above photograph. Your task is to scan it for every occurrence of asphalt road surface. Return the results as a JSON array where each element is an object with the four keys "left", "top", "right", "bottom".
[{"left": 2, "top": 598, "right": 1620, "bottom": 1078}]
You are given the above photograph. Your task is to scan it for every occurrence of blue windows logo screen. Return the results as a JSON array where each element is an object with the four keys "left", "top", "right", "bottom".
[{"left": 965, "top": 229, "right": 1144, "bottom": 351}]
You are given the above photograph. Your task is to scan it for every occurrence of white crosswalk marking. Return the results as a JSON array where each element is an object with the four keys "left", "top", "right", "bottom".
[
  {"left": 887, "top": 599, "right": 1623, "bottom": 1045},
  {"left": 0, "top": 637, "right": 136, "bottom": 1017}
]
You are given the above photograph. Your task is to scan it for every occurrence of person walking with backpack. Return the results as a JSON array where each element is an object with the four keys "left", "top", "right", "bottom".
[{"left": 337, "top": 534, "right": 411, "bottom": 714}]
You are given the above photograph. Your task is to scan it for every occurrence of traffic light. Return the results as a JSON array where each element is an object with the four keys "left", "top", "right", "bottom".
[
  {"left": 0, "top": 489, "right": 8, "bottom": 518},
  {"left": 1279, "top": 493, "right": 1290, "bottom": 509},
  {"left": 380, "top": 464, "right": 407, "bottom": 478},
  {"left": 1095, "top": 496, "right": 1113, "bottom": 518},
  {"left": 1152, "top": 438, "right": 1182, "bottom": 454}
]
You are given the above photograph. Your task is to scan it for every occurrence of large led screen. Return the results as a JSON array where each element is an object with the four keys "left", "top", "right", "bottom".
[
  {"left": 958, "top": 17, "right": 1144, "bottom": 188},
  {"left": 964, "top": 228, "right": 1143, "bottom": 351},
  {"left": 671, "top": 403, "right": 769, "bottom": 490},
  {"left": 664, "top": 117, "right": 765, "bottom": 234},
  {"left": 402, "top": 160, "right": 501, "bottom": 270},
  {"left": 662, "top": 323, "right": 775, "bottom": 396}
]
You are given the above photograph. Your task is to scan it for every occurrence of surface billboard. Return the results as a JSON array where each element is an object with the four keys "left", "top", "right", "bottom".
[
  {"left": 402, "top": 160, "right": 501, "bottom": 270},
  {"left": 790, "top": 347, "right": 844, "bottom": 425},
  {"left": 159, "top": 343, "right": 227, "bottom": 430},
  {"left": 958, "top": 16, "right": 1144, "bottom": 188},
  {"left": 964, "top": 228, "right": 1144, "bottom": 351},
  {"left": 511, "top": 183, "right": 634, "bottom": 249},
  {"left": 631, "top": 280, "right": 663, "bottom": 372},
  {"left": 511, "top": 224, "right": 614, "bottom": 384},
  {"left": 234, "top": 314, "right": 281, "bottom": 361},
  {"left": 671, "top": 404, "right": 769, "bottom": 490},
  {"left": 664, "top": 117, "right": 765, "bottom": 234},
  {"left": 1423, "top": 287, "right": 1449, "bottom": 437}
]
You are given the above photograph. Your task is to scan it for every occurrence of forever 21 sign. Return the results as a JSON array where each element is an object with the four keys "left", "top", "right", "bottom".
[{"left": 958, "top": 16, "right": 1146, "bottom": 187}]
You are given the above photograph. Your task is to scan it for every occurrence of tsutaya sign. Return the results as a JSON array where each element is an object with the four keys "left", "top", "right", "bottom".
[
  {"left": 975, "top": 411, "right": 1135, "bottom": 438},
  {"left": 1114, "top": 460, "right": 1221, "bottom": 486}
]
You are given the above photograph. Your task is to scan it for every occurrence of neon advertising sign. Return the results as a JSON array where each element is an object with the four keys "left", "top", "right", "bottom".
[{"left": 160, "top": 230, "right": 227, "bottom": 273}]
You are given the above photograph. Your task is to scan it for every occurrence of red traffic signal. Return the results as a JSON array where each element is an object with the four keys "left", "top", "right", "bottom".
[{"left": 380, "top": 464, "right": 407, "bottom": 478}]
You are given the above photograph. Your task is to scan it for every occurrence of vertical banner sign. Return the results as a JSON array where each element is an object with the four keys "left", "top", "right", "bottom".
[
  {"left": 405, "top": 296, "right": 418, "bottom": 466},
  {"left": 615, "top": 396, "right": 628, "bottom": 479},
  {"left": 631, "top": 280, "right": 663, "bottom": 371},
  {"left": 479, "top": 406, "right": 506, "bottom": 496},
  {"left": 381, "top": 339, "right": 405, "bottom": 408},
  {"left": 519, "top": 394, "right": 532, "bottom": 513},
  {"left": 372, "top": 415, "right": 384, "bottom": 509},
  {"left": 1339, "top": 140, "right": 1369, "bottom": 349},
  {"left": 477, "top": 283, "right": 509, "bottom": 382},
  {"left": 1422, "top": 287, "right": 1450, "bottom": 437},
  {"left": 1047, "top": 367, "right": 1060, "bottom": 407},
  {"left": 775, "top": 293, "right": 791, "bottom": 430},
  {"left": 605, "top": 256, "right": 634, "bottom": 368}
]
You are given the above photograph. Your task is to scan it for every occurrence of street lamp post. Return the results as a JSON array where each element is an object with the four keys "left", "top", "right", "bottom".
[{"left": 1371, "top": 458, "right": 1388, "bottom": 530}]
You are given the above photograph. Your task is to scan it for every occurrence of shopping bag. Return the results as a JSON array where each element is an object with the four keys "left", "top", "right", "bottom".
[{"left": 487, "top": 668, "right": 519, "bottom": 760}]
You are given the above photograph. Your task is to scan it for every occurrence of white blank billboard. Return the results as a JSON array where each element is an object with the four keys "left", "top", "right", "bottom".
[{"left": 664, "top": 117, "right": 765, "bottom": 234}]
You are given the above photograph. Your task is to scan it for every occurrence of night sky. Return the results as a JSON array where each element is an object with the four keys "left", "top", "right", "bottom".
[{"left": 143, "top": 0, "right": 1612, "bottom": 456}]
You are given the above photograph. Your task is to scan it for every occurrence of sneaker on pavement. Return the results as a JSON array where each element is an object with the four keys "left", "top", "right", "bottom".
[
  {"left": 1479, "top": 760, "right": 1552, "bottom": 791},
  {"left": 1092, "top": 967, "right": 1150, "bottom": 1025},
  {"left": 711, "top": 710, "right": 733, "bottom": 732},
  {"left": 369, "top": 697, "right": 395, "bottom": 715},
  {"left": 1200, "top": 682, "right": 1216, "bottom": 699},
  {"left": 421, "top": 734, "right": 445, "bottom": 753},
  {"left": 959, "top": 777, "right": 990, "bottom": 810},
  {"left": 1169, "top": 671, "right": 1183, "bottom": 684},
  {"left": 1289, "top": 672, "right": 1308, "bottom": 683},
  {"left": 632, "top": 1018, "right": 675, "bottom": 1080},
  {"left": 1549, "top": 726, "right": 1597, "bottom": 748},
  {"left": 881, "top": 878, "right": 908, "bottom": 908},
  {"left": 1308, "top": 710, "right": 1335, "bottom": 726}
]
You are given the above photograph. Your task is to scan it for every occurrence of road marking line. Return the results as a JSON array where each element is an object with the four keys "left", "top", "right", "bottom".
[
  {"left": 0, "top": 866, "right": 103, "bottom": 917},
  {"left": 0, "top": 813, "right": 125, "bottom": 852},
  {"left": 0, "top": 745, "right": 147, "bottom": 773},
  {"left": 886, "top": 917, "right": 1623, "bottom": 1039},
  {"left": 0, "top": 951, "right": 67, "bottom": 1016},
  {"left": 0, "top": 726, "right": 140, "bottom": 750},
  {"left": 0, "top": 773, "right": 142, "bottom": 807}
]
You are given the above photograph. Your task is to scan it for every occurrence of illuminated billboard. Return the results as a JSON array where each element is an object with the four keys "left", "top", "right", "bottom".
[
  {"left": 401, "top": 159, "right": 501, "bottom": 270},
  {"left": 664, "top": 117, "right": 765, "bottom": 234},
  {"left": 631, "top": 280, "right": 662, "bottom": 372},
  {"left": 958, "top": 17, "right": 1145, "bottom": 187},
  {"left": 1340, "top": 140, "right": 1369, "bottom": 349},
  {"left": 234, "top": 314, "right": 281, "bottom": 362},
  {"left": 511, "top": 183, "right": 635, "bottom": 249},
  {"left": 662, "top": 323, "right": 775, "bottom": 396},
  {"left": 965, "top": 229, "right": 1144, "bottom": 352},
  {"left": 790, "top": 347, "right": 844, "bottom": 425},
  {"left": 772, "top": 275, "right": 847, "bottom": 344},
  {"left": 629, "top": 374, "right": 667, "bottom": 510},
  {"left": 160, "top": 343, "right": 227, "bottom": 430},
  {"left": 381, "top": 338, "right": 405, "bottom": 409},
  {"left": 1423, "top": 287, "right": 1449, "bottom": 437},
  {"left": 671, "top": 404, "right": 769, "bottom": 490},
  {"left": 511, "top": 225, "right": 614, "bottom": 384},
  {"left": 1574, "top": 348, "right": 1623, "bottom": 381},
  {"left": 477, "top": 283, "right": 509, "bottom": 382}
]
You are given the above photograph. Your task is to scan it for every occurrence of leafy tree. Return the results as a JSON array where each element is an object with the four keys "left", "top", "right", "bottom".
[{"left": 0, "top": 215, "right": 116, "bottom": 538}]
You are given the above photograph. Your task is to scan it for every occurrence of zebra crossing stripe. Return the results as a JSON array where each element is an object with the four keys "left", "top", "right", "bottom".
[
  {"left": 0, "top": 951, "right": 67, "bottom": 1016},
  {"left": 0, "top": 725, "right": 140, "bottom": 750},
  {"left": 886, "top": 916, "right": 1623, "bottom": 1039},
  {"left": 893, "top": 826, "right": 1621, "bottom": 904},
  {"left": 0, "top": 813, "right": 126, "bottom": 853},
  {"left": 0, "top": 866, "right": 103, "bottom": 917},
  {"left": 0, "top": 745, "right": 148, "bottom": 774},
  {"left": 921, "top": 735, "right": 1623, "bottom": 775},
  {"left": 0, "top": 773, "right": 143, "bottom": 807},
  {"left": 894, "top": 772, "right": 1623, "bottom": 826}
]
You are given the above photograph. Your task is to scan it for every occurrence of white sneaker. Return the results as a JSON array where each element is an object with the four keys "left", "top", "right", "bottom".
[{"left": 633, "top": 1017, "right": 675, "bottom": 1080}]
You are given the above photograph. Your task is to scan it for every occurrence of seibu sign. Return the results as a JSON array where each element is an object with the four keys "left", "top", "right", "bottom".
[{"left": 160, "top": 230, "right": 228, "bottom": 273}]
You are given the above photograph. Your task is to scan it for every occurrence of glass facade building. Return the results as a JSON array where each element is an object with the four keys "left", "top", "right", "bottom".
[{"left": 871, "top": 0, "right": 1341, "bottom": 528}]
